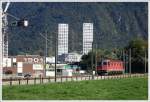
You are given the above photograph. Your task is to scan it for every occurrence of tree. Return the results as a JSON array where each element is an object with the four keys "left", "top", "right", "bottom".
[
  {"left": 80, "top": 52, "right": 94, "bottom": 72},
  {"left": 125, "top": 38, "right": 148, "bottom": 73}
]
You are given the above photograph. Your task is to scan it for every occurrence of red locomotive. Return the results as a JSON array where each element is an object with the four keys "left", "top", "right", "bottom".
[{"left": 97, "top": 59, "right": 124, "bottom": 75}]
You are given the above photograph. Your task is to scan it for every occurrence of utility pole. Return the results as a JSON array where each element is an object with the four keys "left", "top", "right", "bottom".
[
  {"left": 91, "top": 42, "right": 94, "bottom": 79},
  {"left": 95, "top": 44, "right": 97, "bottom": 75},
  {"left": 125, "top": 50, "right": 128, "bottom": 73},
  {"left": 144, "top": 50, "right": 147, "bottom": 73},
  {"left": 0, "top": 4, "right": 3, "bottom": 100},
  {"left": 55, "top": 33, "right": 57, "bottom": 82},
  {"left": 44, "top": 32, "right": 47, "bottom": 77},
  {"left": 39, "top": 32, "right": 50, "bottom": 77},
  {"left": 129, "top": 48, "right": 131, "bottom": 74},
  {"left": 39, "top": 32, "right": 48, "bottom": 77},
  {"left": 123, "top": 49, "right": 125, "bottom": 73}
]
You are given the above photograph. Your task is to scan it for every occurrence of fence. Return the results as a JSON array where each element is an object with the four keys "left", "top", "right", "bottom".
[{"left": 2, "top": 73, "right": 147, "bottom": 86}]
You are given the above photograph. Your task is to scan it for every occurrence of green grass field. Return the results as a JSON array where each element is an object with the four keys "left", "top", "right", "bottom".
[{"left": 3, "top": 77, "right": 148, "bottom": 100}]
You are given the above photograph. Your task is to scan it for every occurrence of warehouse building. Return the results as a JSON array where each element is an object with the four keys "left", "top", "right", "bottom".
[{"left": 3, "top": 55, "right": 44, "bottom": 77}]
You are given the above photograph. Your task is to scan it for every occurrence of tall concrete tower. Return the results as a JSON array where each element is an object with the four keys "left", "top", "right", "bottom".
[
  {"left": 58, "top": 24, "right": 68, "bottom": 56},
  {"left": 83, "top": 23, "right": 93, "bottom": 54}
]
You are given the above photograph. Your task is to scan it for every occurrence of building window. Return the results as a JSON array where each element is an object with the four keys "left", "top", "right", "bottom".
[{"left": 13, "top": 62, "right": 17, "bottom": 67}]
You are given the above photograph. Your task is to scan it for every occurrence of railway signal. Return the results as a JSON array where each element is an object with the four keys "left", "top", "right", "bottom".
[{"left": 17, "top": 19, "right": 29, "bottom": 27}]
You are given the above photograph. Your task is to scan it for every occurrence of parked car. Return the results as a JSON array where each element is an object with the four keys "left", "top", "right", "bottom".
[{"left": 24, "top": 73, "right": 32, "bottom": 78}]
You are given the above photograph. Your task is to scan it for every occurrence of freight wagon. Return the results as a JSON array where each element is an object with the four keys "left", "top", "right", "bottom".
[{"left": 97, "top": 59, "right": 124, "bottom": 75}]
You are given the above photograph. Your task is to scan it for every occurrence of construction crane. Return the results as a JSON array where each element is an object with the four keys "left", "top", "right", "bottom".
[
  {"left": 2, "top": 2, "right": 10, "bottom": 58},
  {"left": 0, "top": 2, "right": 29, "bottom": 72},
  {"left": 2, "top": 2, "right": 28, "bottom": 59},
  {"left": 0, "top": 2, "right": 9, "bottom": 74}
]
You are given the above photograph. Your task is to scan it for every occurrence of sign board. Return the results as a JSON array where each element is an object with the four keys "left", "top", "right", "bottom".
[
  {"left": 46, "top": 71, "right": 55, "bottom": 77},
  {"left": 17, "top": 62, "right": 23, "bottom": 68},
  {"left": 33, "top": 64, "right": 43, "bottom": 70},
  {"left": 79, "top": 70, "right": 85, "bottom": 74},
  {"left": 24, "top": 58, "right": 44, "bottom": 63},
  {"left": 93, "top": 71, "right": 95, "bottom": 75},
  {"left": 46, "top": 57, "right": 55, "bottom": 63},
  {"left": 3, "top": 58, "right": 11, "bottom": 67},
  {"left": 17, "top": 67, "right": 23, "bottom": 73},
  {"left": 46, "top": 64, "right": 50, "bottom": 69},
  {"left": 62, "top": 69, "right": 73, "bottom": 76},
  {"left": 13, "top": 58, "right": 16, "bottom": 62}
]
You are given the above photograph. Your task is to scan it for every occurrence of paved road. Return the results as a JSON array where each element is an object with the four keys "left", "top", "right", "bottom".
[{"left": 2, "top": 74, "right": 147, "bottom": 86}]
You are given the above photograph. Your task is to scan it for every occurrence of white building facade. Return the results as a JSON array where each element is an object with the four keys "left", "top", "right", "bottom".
[
  {"left": 65, "top": 52, "right": 82, "bottom": 63},
  {"left": 58, "top": 24, "right": 69, "bottom": 56},
  {"left": 83, "top": 23, "right": 93, "bottom": 54}
]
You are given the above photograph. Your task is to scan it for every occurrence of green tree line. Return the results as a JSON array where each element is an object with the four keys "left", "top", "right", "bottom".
[{"left": 80, "top": 38, "right": 148, "bottom": 73}]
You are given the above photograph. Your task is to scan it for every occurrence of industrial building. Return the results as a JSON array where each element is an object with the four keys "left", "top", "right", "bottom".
[
  {"left": 65, "top": 52, "right": 82, "bottom": 63},
  {"left": 83, "top": 23, "right": 93, "bottom": 54},
  {"left": 3, "top": 55, "right": 44, "bottom": 77}
]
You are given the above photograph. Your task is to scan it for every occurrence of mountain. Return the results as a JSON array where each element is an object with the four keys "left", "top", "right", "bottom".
[{"left": 6, "top": 2, "right": 148, "bottom": 56}]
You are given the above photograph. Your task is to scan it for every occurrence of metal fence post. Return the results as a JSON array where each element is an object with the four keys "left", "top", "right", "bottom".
[
  {"left": 61, "top": 76, "right": 62, "bottom": 83},
  {"left": 66, "top": 76, "right": 67, "bottom": 82},
  {"left": 40, "top": 77, "right": 41, "bottom": 84},
  {"left": 19, "top": 79, "right": 20, "bottom": 85},
  {"left": 71, "top": 76, "right": 73, "bottom": 81},
  {"left": 27, "top": 78, "right": 28, "bottom": 85},
  {"left": 76, "top": 76, "right": 77, "bottom": 81},
  {"left": 48, "top": 77, "right": 50, "bottom": 83},
  {"left": 42, "top": 77, "right": 43, "bottom": 83},
  {"left": 10, "top": 77, "right": 12, "bottom": 86},
  {"left": 34, "top": 78, "right": 36, "bottom": 85}
]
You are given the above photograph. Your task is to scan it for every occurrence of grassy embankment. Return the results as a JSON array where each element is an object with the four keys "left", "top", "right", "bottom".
[{"left": 3, "top": 76, "right": 148, "bottom": 100}]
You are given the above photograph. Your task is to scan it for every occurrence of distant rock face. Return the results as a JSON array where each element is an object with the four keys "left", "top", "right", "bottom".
[{"left": 6, "top": 2, "right": 148, "bottom": 55}]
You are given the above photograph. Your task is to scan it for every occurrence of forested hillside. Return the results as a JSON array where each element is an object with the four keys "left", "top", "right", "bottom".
[{"left": 6, "top": 2, "right": 148, "bottom": 56}]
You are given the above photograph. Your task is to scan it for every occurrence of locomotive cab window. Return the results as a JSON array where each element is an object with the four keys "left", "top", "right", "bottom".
[
  {"left": 98, "top": 62, "right": 102, "bottom": 66},
  {"left": 103, "top": 62, "right": 107, "bottom": 65}
]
